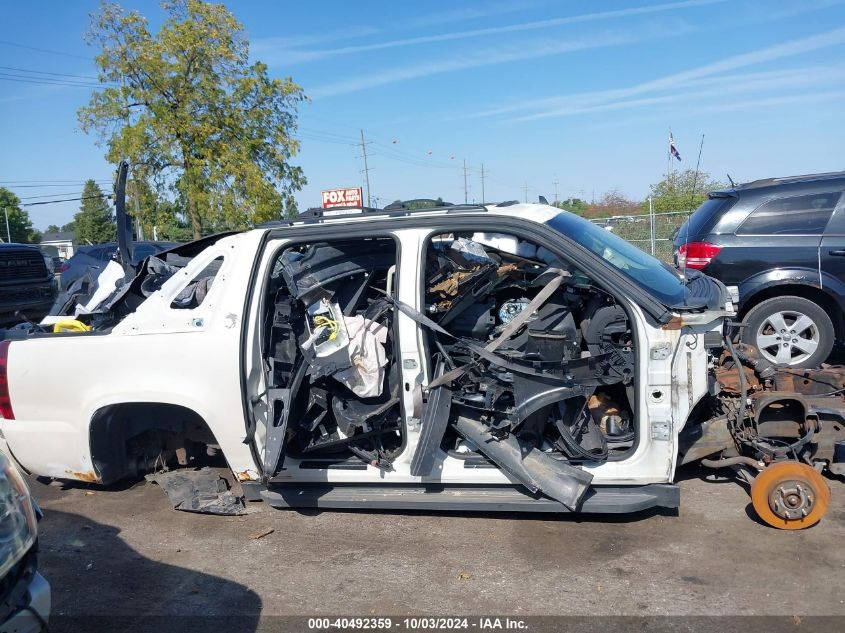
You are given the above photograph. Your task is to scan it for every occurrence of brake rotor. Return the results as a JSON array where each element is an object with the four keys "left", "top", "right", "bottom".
[{"left": 750, "top": 461, "right": 831, "bottom": 530}]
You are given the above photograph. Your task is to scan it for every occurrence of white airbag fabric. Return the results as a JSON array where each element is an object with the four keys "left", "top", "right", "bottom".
[{"left": 333, "top": 316, "right": 388, "bottom": 398}]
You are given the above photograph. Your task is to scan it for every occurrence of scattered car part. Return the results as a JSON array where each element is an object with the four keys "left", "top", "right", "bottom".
[
  {"left": 452, "top": 414, "right": 593, "bottom": 510},
  {"left": 749, "top": 461, "right": 830, "bottom": 530},
  {"left": 145, "top": 467, "right": 245, "bottom": 515}
]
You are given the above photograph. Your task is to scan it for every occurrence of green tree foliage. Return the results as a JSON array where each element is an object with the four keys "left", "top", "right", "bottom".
[
  {"left": 73, "top": 180, "right": 116, "bottom": 244},
  {"left": 0, "top": 188, "right": 40, "bottom": 244},
  {"left": 46, "top": 224, "right": 61, "bottom": 233},
  {"left": 78, "top": 0, "right": 307, "bottom": 238},
  {"left": 645, "top": 169, "right": 726, "bottom": 213},
  {"left": 128, "top": 176, "right": 193, "bottom": 241},
  {"left": 553, "top": 198, "right": 589, "bottom": 215}
]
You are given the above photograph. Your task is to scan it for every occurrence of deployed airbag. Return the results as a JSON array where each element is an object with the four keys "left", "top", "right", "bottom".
[{"left": 333, "top": 315, "right": 389, "bottom": 398}]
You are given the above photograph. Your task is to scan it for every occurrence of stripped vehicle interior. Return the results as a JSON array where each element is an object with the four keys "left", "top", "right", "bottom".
[
  {"left": 261, "top": 237, "right": 404, "bottom": 475},
  {"left": 260, "top": 229, "right": 639, "bottom": 509}
]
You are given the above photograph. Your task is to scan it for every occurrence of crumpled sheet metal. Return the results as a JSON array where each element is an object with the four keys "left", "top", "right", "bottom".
[{"left": 146, "top": 467, "right": 245, "bottom": 515}]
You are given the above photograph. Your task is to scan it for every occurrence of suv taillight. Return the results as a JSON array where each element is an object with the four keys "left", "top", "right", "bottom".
[
  {"left": 58, "top": 263, "right": 69, "bottom": 273},
  {"left": 677, "top": 242, "right": 721, "bottom": 270},
  {"left": 0, "top": 340, "right": 13, "bottom": 420}
]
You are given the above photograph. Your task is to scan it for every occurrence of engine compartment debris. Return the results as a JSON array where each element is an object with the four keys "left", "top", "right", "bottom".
[{"left": 680, "top": 341, "right": 845, "bottom": 494}]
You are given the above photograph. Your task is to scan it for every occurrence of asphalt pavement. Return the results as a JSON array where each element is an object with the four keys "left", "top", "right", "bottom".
[{"left": 28, "top": 464, "right": 845, "bottom": 631}]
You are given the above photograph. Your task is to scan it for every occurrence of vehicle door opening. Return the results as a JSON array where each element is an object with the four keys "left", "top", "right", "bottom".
[
  {"left": 411, "top": 230, "right": 639, "bottom": 508},
  {"left": 259, "top": 236, "right": 404, "bottom": 477}
]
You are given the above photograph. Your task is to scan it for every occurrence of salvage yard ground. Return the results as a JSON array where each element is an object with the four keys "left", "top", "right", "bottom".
[{"left": 30, "top": 466, "right": 845, "bottom": 624}]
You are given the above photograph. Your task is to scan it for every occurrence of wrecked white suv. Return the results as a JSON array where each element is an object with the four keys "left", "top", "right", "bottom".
[{"left": 1, "top": 200, "right": 843, "bottom": 529}]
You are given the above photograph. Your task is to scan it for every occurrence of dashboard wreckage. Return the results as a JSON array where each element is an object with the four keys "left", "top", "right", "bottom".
[{"left": 1, "top": 176, "right": 844, "bottom": 529}]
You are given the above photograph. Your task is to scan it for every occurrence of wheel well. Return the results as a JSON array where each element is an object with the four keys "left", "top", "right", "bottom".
[
  {"left": 739, "top": 285, "right": 843, "bottom": 340},
  {"left": 89, "top": 403, "right": 220, "bottom": 485}
]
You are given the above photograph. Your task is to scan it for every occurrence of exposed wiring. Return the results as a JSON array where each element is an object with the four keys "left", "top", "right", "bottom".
[{"left": 312, "top": 315, "right": 339, "bottom": 340}]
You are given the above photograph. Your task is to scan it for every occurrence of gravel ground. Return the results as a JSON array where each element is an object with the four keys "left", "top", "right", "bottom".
[{"left": 27, "top": 466, "right": 845, "bottom": 630}]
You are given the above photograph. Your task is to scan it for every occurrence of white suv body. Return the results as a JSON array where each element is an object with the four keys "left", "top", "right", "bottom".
[{"left": 0, "top": 204, "right": 744, "bottom": 516}]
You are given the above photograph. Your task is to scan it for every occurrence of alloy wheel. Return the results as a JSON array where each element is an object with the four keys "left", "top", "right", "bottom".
[{"left": 754, "top": 310, "right": 820, "bottom": 366}]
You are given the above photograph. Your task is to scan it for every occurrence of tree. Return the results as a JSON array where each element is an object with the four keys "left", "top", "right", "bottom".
[
  {"left": 78, "top": 0, "right": 307, "bottom": 238},
  {"left": 645, "top": 169, "right": 726, "bottom": 213},
  {"left": 553, "top": 198, "right": 589, "bottom": 215},
  {"left": 584, "top": 189, "right": 641, "bottom": 219},
  {"left": 73, "top": 180, "right": 116, "bottom": 244},
  {"left": 0, "top": 188, "right": 40, "bottom": 244},
  {"left": 46, "top": 224, "right": 61, "bottom": 233}
]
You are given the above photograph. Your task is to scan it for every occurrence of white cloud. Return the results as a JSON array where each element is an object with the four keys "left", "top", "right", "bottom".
[
  {"left": 472, "top": 26, "right": 845, "bottom": 120},
  {"left": 406, "top": 1, "right": 545, "bottom": 29},
  {"left": 510, "top": 65, "right": 845, "bottom": 121},
  {"left": 263, "top": 0, "right": 725, "bottom": 65},
  {"left": 308, "top": 31, "right": 648, "bottom": 98}
]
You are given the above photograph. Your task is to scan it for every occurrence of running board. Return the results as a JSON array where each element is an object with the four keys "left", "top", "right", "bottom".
[{"left": 259, "top": 483, "right": 679, "bottom": 514}]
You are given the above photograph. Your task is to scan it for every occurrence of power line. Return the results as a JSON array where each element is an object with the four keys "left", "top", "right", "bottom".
[
  {"left": 0, "top": 179, "right": 112, "bottom": 185},
  {"left": 18, "top": 191, "right": 87, "bottom": 200},
  {"left": 0, "top": 65, "right": 100, "bottom": 80},
  {"left": 0, "top": 75, "right": 105, "bottom": 89},
  {"left": 0, "top": 39, "right": 91, "bottom": 60},
  {"left": 359, "top": 129, "right": 372, "bottom": 207},
  {"left": 463, "top": 159, "right": 468, "bottom": 204},
  {"left": 22, "top": 195, "right": 111, "bottom": 207},
  {"left": 0, "top": 72, "right": 112, "bottom": 89}
]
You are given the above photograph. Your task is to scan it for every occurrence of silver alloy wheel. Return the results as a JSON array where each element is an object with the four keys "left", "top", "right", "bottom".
[{"left": 754, "top": 310, "right": 820, "bottom": 366}]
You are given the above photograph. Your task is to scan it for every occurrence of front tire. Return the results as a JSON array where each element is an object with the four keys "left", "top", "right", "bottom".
[{"left": 741, "top": 295, "right": 833, "bottom": 368}]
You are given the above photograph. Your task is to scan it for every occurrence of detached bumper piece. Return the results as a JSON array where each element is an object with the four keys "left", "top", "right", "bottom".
[
  {"left": 146, "top": 467, "right": 245, "bottom": 515},
  {"left": 260, "top": 482, "right": 679, "bottom": 514}
]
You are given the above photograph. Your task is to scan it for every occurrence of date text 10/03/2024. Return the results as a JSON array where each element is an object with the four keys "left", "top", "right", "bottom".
[{"left": 307, "top": 617, "right": 529, "bottom": 630}]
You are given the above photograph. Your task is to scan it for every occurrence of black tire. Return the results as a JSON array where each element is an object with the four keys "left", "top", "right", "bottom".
[{"left": 741, "top": 295, "right": 834, "bottom": 368}]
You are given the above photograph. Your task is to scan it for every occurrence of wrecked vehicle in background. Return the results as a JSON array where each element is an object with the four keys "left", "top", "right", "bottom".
[{"left": 1, "top": 187, "right": 844, "bottom": 529}]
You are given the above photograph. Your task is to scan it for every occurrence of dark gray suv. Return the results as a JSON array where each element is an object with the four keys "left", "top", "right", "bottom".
[
  {"left": 0, "top": 243, "right": 57, "bottom": 326},
  {"left": 674, "top": 171, "right": 845, "bottom": 368}
]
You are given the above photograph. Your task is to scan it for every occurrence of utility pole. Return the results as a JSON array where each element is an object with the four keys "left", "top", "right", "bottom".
[
  {"left": 3, "top": 207, "right": 10, "bottom": 243},
  {"left": 359, "top": 129, "right": 372, "bottom": 207},
  {"left": 463, "top": 159, "right": 468, "bottom": 204},
  {"left": 131, "top": 178, "right": 145, "bottom": 241},
  {"left": 553, "top": 178, "right": 559, "bottom": 204},
  {"left": 480, "top": 163, "right": 486, "bottom": 204},
  {"left": 523, "top": 182, "right": 529, "bottom": 203}
]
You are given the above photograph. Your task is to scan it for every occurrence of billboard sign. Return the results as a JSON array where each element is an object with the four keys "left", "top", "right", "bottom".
[{"left": 321, "top": 187, "right": 363, "bottom": 209}]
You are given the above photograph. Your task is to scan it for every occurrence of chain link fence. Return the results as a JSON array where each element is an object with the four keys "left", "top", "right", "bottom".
[{"left": 590, "top": 210, "right": 692, "bottom": 263}]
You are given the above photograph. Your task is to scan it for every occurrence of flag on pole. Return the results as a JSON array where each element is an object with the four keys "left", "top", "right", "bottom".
[{"left": 669, "top": 132, "right": 682, "bottom": 161}]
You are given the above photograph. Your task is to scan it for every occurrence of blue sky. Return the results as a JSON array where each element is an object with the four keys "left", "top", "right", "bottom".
[{"left": 1, "top": 0, "right": 845, "bottom": 231}]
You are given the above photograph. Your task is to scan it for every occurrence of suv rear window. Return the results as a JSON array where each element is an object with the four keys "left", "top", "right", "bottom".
[
  {"left": 680, "top": 196, "right": 737, "bottom": 239},
  {"left": 736, "top": 192, "right": 841, "bottom": 235}
]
